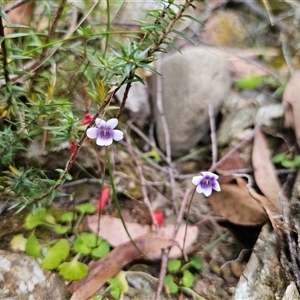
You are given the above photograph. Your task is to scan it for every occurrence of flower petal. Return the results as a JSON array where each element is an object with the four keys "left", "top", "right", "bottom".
[
  {"left": 87, "top": 128, "right": 98, "bottom": 139},
  {"left": 192, "top": 176, "right": 203, "bottom": 186},
  {"left": 201, "top": 171, "right": 218, "bottom": 180},
  {"left": 106, "top": 118, "right": 118, "bottom": 129},
  {"left": 95, "top": 118, "right": 104, "bottom": 126},
  {"left": 96, "top": 136, "right": 113, "bottom": 146},
  {"left": 196, "top": 185, "right": 212, "bottom": 197},
  {"left": 212, "top": 181, "right": 221, "bottom": 192},
  {"left": 113, "top": 130, "right": 124, "bottom": 141}
]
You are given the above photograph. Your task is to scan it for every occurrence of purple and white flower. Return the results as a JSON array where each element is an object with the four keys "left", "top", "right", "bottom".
[
  {"left": 87, "top": 118, "right": 123, "bottom": 146},
  {"left": 192, "top": 171, "right": 221, "bottom": 197}
]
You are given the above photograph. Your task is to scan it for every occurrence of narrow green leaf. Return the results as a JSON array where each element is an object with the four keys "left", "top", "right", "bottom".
[
  {"left": 172, "top": 30, "right": 197, "bottom": 45},
  {"left": 5, "top": 33, "right": 30, "bottom": 39}
]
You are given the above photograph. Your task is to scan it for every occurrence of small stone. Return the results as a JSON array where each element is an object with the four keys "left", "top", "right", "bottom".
[
  {"left": 0, "top": 250, "right": 68, "bottom": 300},
  {"left": 151, "top": 47, "right": 231, "bottom": 157}
]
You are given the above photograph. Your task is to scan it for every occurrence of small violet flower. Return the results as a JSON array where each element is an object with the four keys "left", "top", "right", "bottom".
[
  {"left": 192, "top": 171, "right": 221, "bottom": 197},
  {"left": 87, "top": 118, "right": 123, "bottom": 146}
]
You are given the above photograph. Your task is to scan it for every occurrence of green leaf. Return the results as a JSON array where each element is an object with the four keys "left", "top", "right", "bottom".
[
  {"left": 54, "top": 224, "right": 72, "bottom": 234},
  {"left": 91, "top": 240, "right": 110, "bottom": 258},
  {"left": 59, "top": 211, "right": 77, "bottom": 223},
  {"left": 189, "top": 255, "right": 203, "bottom": 270},
  {"left": 234, "top": 75, "right": 264, "bottom": 90},
  {"left": 107, "top": 273, "right": 128, "bottom": 299},
  {"left": 10, "top": 234, "right": 27, "bottom": 252},
  {"left": 75, "top": 203, "right": 96, "bottom": 215},
  {"left": 167, "top": 259, "right": 181, "bottom": 273},
  {"left": 272, "top": 153, "right": 286, "bottom": 164},
  {"left": 5, "top": 33, "right": 30, "bottom": 39},
  {"left": 25, "top": 207, "right": 56, "bottom": 230},
  {"left": 172, "top": 29, "right": 197, "bottom": 45},
  {"left": 59, "top": 258, "right": 88, "bottom": 281},
  {"left": 182, "top": 270, "right": 194, "bottom": 288},
  {"left": 0, "top": 11, "right": 9, "bottom": 22},
  {"left": 25, "top": 235, "right": 44, "bottom": 258},
  {"left": 164, "top": 274, "right": 179, "bottom": 294},
  {"left": 73, "top": 232, "right": 102, "bottom": 255},
  {"left": 42, "top": 239, "right": 70, "bottom": 270}
]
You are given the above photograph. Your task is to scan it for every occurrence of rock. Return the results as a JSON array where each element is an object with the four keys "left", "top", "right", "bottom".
[
  {"left": 151, "top": 47, "right": 231, "bottom": 157},
  {"left": 232, "top": 224, "right": 287, "bottom": 300},
  {"left": 115, "top": 81, "right": 151, "bottom": 124},
  {"left": 0, "top": 250, "right": 68, "bottom": 300}
]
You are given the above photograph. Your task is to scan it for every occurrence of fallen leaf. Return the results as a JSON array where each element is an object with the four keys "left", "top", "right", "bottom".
[
  {"left": 87, "top": 215, "right": 199, "bottom": 259},
  {"left": 5, "top": 1, "right": 34, "bottom": 34},
  {"left": 282, "top": 70, "right": 300, "bottom": 146},
  {"left": 68, "top": 233, "right": 176, "bottom": 300},
  {"left": 209, "top": 177, "right": 267, "bottom": 226},
  {"left": 252, "top": 129, "right": 282, "bottom": 213}
]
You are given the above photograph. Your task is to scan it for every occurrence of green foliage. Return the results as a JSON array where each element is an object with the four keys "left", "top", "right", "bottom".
[
  {"left": 272, "top": 153, "right": 300, "bottom": 169},
  {"left": 13, "top": 203, "right": 109, "bottom": 281},
  {"left": 164, "top": 255, "right": 204, "bottom": 297}
]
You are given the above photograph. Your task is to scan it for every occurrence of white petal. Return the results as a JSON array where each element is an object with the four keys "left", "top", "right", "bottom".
[
  {"left": 106, "top": 118, "right": 118, "bottom": 129},
  {"left": 87, "top": 128, "right": 97, "bottom": 139},
  {"left": 113, "top": 130, "right": 123, "bottom": 141},
  {"left": 96, "top": 136, "right": 113, "bottom": 146},
  {"left": 201, "top": 186, "right": 213, "bottom": 197},
  {"left": 192, "top": 176, "right": 203, "bottom": 186},
  {"left": 212, "top": 181, "right": 221, "bottom": 192},
  {"left": 95, "top": 118, "right": 104, "bottom": 126}
]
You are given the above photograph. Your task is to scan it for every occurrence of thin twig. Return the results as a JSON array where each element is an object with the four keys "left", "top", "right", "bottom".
[
  {"left": 155, "top": 187, "right": 193, "bottom": 300},
  {"left": 209, "top": 104, "right": 218, "bottom": 166},
  {"left": 155, "top": 52, "right": 177, "bottom": 213},
  {"left": 116, "top": 73, "right": 134, "bottom": 119},
  {"left": 125, "top": 132, "right": 160, "bottom": 232},
  {"left": 127, "top": 121, "right": 169, "bottom": 164}
]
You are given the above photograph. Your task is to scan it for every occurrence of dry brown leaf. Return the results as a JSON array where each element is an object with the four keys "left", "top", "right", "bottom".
[
  {"left": 282, "top": 70, "right": 300, "bottom": 146},
  {"left": 209, "top": 177, "right": 267, "bottom": 226},
  {"left": 252, "top": 129, "right": 282, "bottom": 213},
  {"left": 87, "top": 215, "right": 199, "bottom": 259},
  {"left": 68, "top": 233, "right": 176, "bottom": 300},
  {"left": 5, "top": 1, "right": 35, "bottom": 34}
]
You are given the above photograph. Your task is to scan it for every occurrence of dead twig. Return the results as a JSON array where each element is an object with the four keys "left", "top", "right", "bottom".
[{"left": 209, "top": 104, "right": 218, "bottom": 166}]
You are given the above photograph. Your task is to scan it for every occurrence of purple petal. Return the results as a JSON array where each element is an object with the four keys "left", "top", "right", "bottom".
[
  {"left": 212, "top": 181, "right": 221, "bottom": 192},
  {"left": 201, "top": 171, "right": 218, "bottom": 180},
  {"left": 113, "top": 129, "right": 123, "bottom": 141},
  {"left": 96, "top": 136, "right": 113, "bottom": 146},
  {"left": 192, "top": 176, "right": 203, "bottom": 186},
  {"left": 196, "top": 185, "right": 212, "bottom": 197},
  {"left": 87, "top": 128, "right": 97, "bottom": 139},
  {"left": 106, "top": 118, "right": 118, "bottom": 129}
]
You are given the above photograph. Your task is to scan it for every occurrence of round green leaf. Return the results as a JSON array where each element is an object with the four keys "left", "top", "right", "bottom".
[
  {"left": 167, "top": 259, "right": 181, "bottom": 273},
  {"left": 75, "top": 203, "right": 96, "bottom": 215},
  {"left": 10, "top": 234, "right": 27, "bottom": 252},
  {"left": 59, "top": 212, "right": 77, "bottom": 223},
  {"left": 182, "top": 270, "right": 194, "bottom": 288},
  {"left": 164, "top": 274, "right": 179, "bottom": 294},
  {"left": 42, "top": 239, "right": 70, "bottom": 270},
  {"left": 54, "top": 224, "right": 72, "bottom": 234},
  {"left": 190, "top": 255, "right": 203, "bottom": 270},
  {"left": 91, "top": 240, "right": 110, "bottom": 258},
  {"left": 25, "top": 207, "right": 56, "bottom": 230},
  {"left": 59, "top": 259, "right": 88, "bottom": 281},
  {"left": 25, "top": 235, "right": 44, "bottom": 258}
]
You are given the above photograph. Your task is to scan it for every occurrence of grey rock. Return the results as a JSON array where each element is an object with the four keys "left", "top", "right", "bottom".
[
  {"left": 232, "top": 224, "right": 287, "bottom": 300},
  {"left": 151, "top": 47, "right": 231, "bottom": 157},
  {"left": 0, "top": 250, "right": 68, "bottom": 300},
  {"left": 116, "top": 82, "right": 151, "bottom": 124}
]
